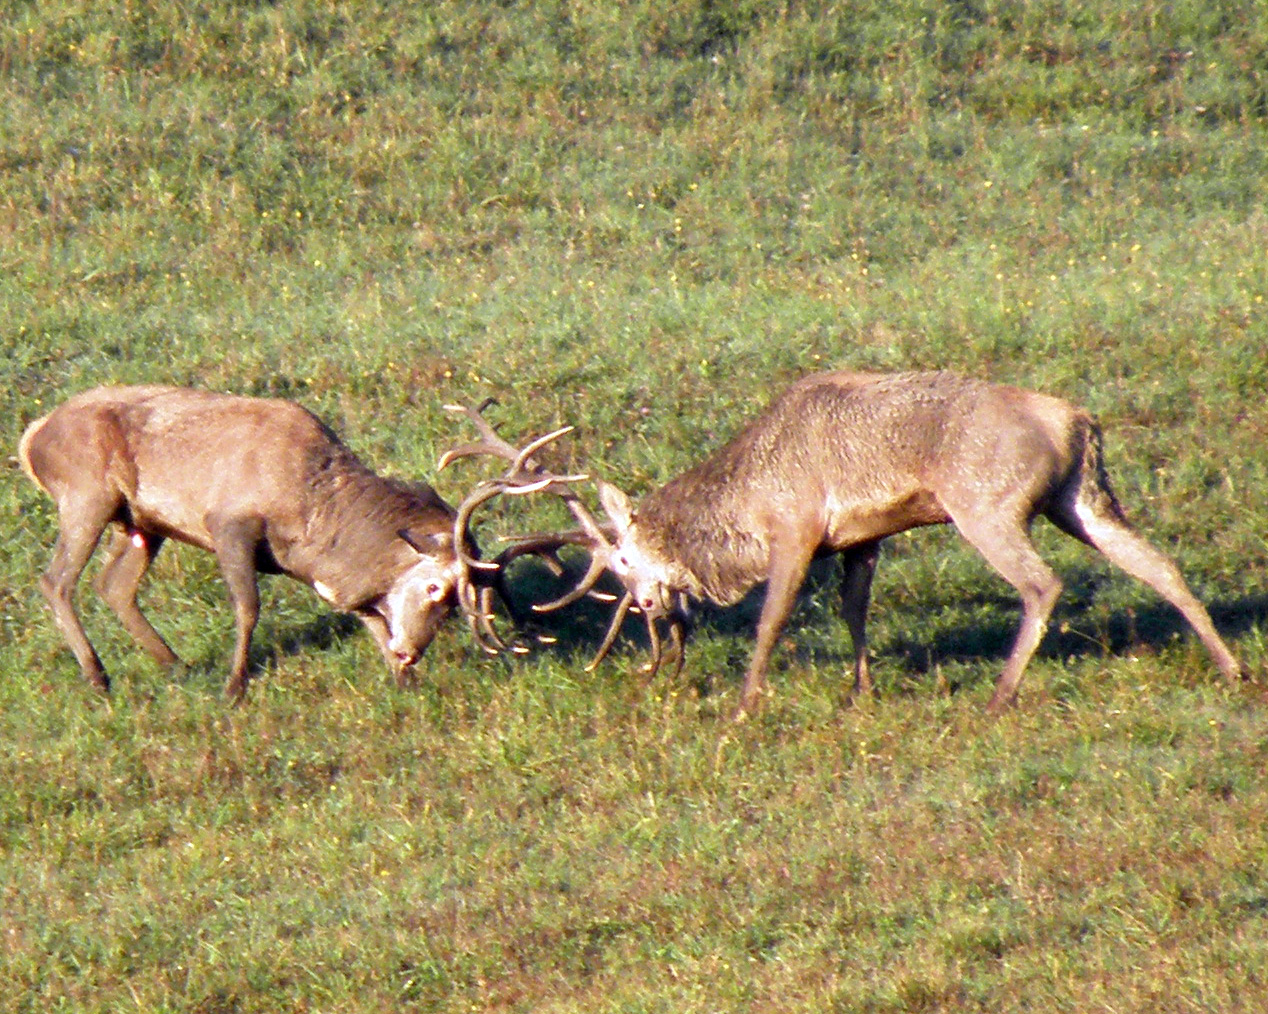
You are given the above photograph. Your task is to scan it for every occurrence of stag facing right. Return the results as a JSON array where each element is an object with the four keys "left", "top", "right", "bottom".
[{"left": 17, "top": 385, "right": 526, "bottom": 702}]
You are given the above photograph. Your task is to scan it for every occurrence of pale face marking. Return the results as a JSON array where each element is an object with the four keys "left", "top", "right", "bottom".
[
  {"left": 381, "top": 557, "right": 460, "bottom": 664},
  {"left": 610, "top": 530, "right": 676, "bottom": 617}
]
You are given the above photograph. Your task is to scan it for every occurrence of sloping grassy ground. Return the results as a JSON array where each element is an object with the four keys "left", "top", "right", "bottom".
[{"left": 2, "top": 2, "right": 1267, "bottom": 1011}]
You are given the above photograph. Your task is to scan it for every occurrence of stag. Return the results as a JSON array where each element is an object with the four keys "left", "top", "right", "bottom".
[
  {"left": 488, "top": 371, "right": 1243, "bottom": 717},
  {"left": 17, "top": 385, "right": 534, "bottom": 701}
]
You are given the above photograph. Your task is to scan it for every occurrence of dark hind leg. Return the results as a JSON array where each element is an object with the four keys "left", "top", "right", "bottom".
[
  {"left": 840, "top": 540, "right": 881, "bottom": 700},
  {"left": 94, "top": 528, "right": 180, "bottom": 669}
]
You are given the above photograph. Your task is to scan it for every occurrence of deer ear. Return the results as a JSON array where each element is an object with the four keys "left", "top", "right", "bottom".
[
  {"left": 596, "top": 481, "right": 635, "bottom": 533},
  {"left": 398, "top": 528, "right": 451, "bottom": 556}
]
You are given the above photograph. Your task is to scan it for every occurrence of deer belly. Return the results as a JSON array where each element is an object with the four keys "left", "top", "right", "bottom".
[{"left": 824, "top": 489, "right": 950, "bottom": 546}]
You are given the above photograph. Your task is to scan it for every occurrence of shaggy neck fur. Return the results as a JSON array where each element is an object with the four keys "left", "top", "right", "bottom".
[{"left": 302, "top": 441, "right": 456, "bottom": 607}]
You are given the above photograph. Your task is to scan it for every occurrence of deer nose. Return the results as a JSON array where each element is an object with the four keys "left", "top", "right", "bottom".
[{"left": 393, "top": 649, "right": 418, "bottom": 668}]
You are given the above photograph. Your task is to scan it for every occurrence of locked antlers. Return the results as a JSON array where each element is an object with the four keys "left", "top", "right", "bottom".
[
  {"left": 440, "top": 400, "right": 686, "bottom": 680},
  {"left": 439, "top": 399, "right": 597, "bottom": 654}
]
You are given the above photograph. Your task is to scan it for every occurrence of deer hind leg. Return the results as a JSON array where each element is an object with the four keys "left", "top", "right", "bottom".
[
  {"left": 840, "top": 540, "right": 881, "bottom": 700},
  {"left": 1048, "top": 485, "right": 1242, "bottom": 682},
  {"left": 952, "top": 514, "right": 1063, "bottom": 715},
  {"left": 207, "top": 516, "right": 265, "bottom": 704},
  {"left": 94, "top": 528, "right": 180, "bottom": 669},
  {"left": 39, "top": 490, "right": 128, "bottom": 691},
  {"left": 736, "top": 533, "right": 818, "bottom": 719}
]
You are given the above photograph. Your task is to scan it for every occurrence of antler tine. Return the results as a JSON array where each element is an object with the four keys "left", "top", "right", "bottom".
[
  {"left": 637, "top": 612, "right": 688, "bottom": 683},
  {"left": 666, "top": 616, "right": 687, "bottom": 681},
  {"left": 456, "top": 572, "right": 504, "bottom": 655},
  {"left": 641, "top": 613, "right": 664, "bottom": 678},
  {"left": 531, "top": 551, "right": 612, "bottom": 613},
  {"left": 508, "top": 425, "right": 587, "bottom": 483},
  {"left": 440, "top": 424, "right": 585, "bottom": 488},
  {"left": 452, "top": 481, "right": 509, "bottom": 572},
  {"left": 583, "top": 591, "right": 636, "bottom": 673},
  {"left": 491, "top": 528, "right": 605, "bottom": 578},
  {"left": 493, "top": 539, "right": 567, "bottom": 579},
  {"left": 441, "top": 398, "right": 613, "bottom": 550},
  {"left": 439, "top": 401, "right": 579, "bottom": 479},
  {"left": 451, "top": 478, "right": 575, "bottom": 579},
  {"left": 437, "top": 399, "right": 514, "bottom": 471},
  {"left": 481, "top": 584, "right": 531, "bottom": 655}
]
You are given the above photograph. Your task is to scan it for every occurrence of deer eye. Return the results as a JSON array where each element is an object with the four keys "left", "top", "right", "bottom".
[{"left": 425, "top": 581, "right": 445, "bottom": 600}]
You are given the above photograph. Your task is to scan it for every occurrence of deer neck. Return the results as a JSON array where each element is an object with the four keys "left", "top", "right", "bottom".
[
  {"left": 635, "top": 473, "right": 769, "bottom": 608},
  {"left": 298, "top": 453, "right": 453, "bottom": 608}
]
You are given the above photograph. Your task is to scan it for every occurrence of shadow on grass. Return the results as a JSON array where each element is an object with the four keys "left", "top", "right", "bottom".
[
  {"left": 259, "top": 610, "right": 365, "bottom": 669},
  {"left": 216, "top": 554, "right": 1265, "bottom": 699},
  {"left": 879, "top": 589, "right": 1268, "bottom": 678},
  {"left": 136, "top": 609, "right": 367, "bottom": 696},
  {"left": 497, "top": 554, "right": 1268, "bottom": 695}
]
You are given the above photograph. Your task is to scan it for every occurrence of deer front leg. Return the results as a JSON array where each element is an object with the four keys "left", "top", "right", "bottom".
[
  {"left": 735, "top": 532, "right": 818, "bottom": 720},
  {"left": 840, "top": 540, "right": 881, "bottom": 701},
  {"left": 208, "top": 516, "right": 265, "bottom": 704}
]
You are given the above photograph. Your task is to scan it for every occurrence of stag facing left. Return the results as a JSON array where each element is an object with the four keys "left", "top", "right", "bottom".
[{"left": 473, "top": 371, "right": 1244, "bottom": 719}]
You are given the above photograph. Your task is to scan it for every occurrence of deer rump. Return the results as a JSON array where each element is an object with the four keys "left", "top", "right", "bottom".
[
  {"left": 18, "top": 385, "right": 510, "bottom": 701},
  {"left": 487, "top": 370, "right": 1242, "bottom": 716}
]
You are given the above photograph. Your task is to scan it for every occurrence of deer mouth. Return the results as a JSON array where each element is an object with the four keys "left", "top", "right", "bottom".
[{"left": 630, "top": 582, "right": 677, "bottom": 619}]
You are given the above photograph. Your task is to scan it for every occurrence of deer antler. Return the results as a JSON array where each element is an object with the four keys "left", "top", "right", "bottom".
[
  {"left": 440, "top": 400, "right": 612, "bottom": 558},
  {"left": 440, "top": 400, "right": 603, "bottom": 654},
  {"left": 440, "top": 400, "right": 606, "bottom": 536},
  {"left": 439, "top": 401, "right": 685, "bottom": 680},
  {"left": 574, "top": 590, "right": 689, "bottom": 680}
]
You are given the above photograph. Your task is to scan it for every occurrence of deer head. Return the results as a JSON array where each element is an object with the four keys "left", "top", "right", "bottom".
[{"left": 438, "top": 402, "right": 689, "bottom": 678}]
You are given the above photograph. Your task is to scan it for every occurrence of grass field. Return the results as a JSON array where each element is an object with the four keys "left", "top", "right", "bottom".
[{"left": 3, "top": 2, "right": 1268, "bottom": 1011}]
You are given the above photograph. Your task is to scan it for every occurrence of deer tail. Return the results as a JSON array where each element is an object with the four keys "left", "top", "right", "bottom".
[
  {"left": 17, "top": 413, "right": 53, "bottom": 495},
  {"left": 1072, "top": 411, "right": 1130, "bottom": 525}
]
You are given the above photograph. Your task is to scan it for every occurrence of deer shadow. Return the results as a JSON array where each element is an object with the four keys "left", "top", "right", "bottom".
[
  {"left": 873, "top": 583, "right": 1266, "bottom": 681},
  {"left": 157, "top": 598, "right": 364, "bottom": 691},
  {"left": 499, "top": 553, "right": 1267, "bottom": 693},
  {"left": 258, "top": 609, "right": 365, "bottom": 670},
  {"left": 785, "top": 560, "right": 1265, "bottom": 693},
  {"left": 195, "top": 554, "right": 1262, "bottom": 696}
]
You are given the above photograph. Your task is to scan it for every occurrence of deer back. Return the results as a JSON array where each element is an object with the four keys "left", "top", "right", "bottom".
[{"left": 623, "top": 371, "right": 1089, "bottom": 604}]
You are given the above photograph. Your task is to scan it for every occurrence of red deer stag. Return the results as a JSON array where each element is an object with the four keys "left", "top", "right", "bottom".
[
  {"left": 460, "top": 371, "right": 1244, "bottom": 717},
  {"left": 18, "top": 385, "right": 536, "bottom": 701}
]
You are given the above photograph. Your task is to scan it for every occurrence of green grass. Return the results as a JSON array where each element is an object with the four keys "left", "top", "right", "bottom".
[{"left": 3, "top": 2, "right": 1268, "bottom": 1010}]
